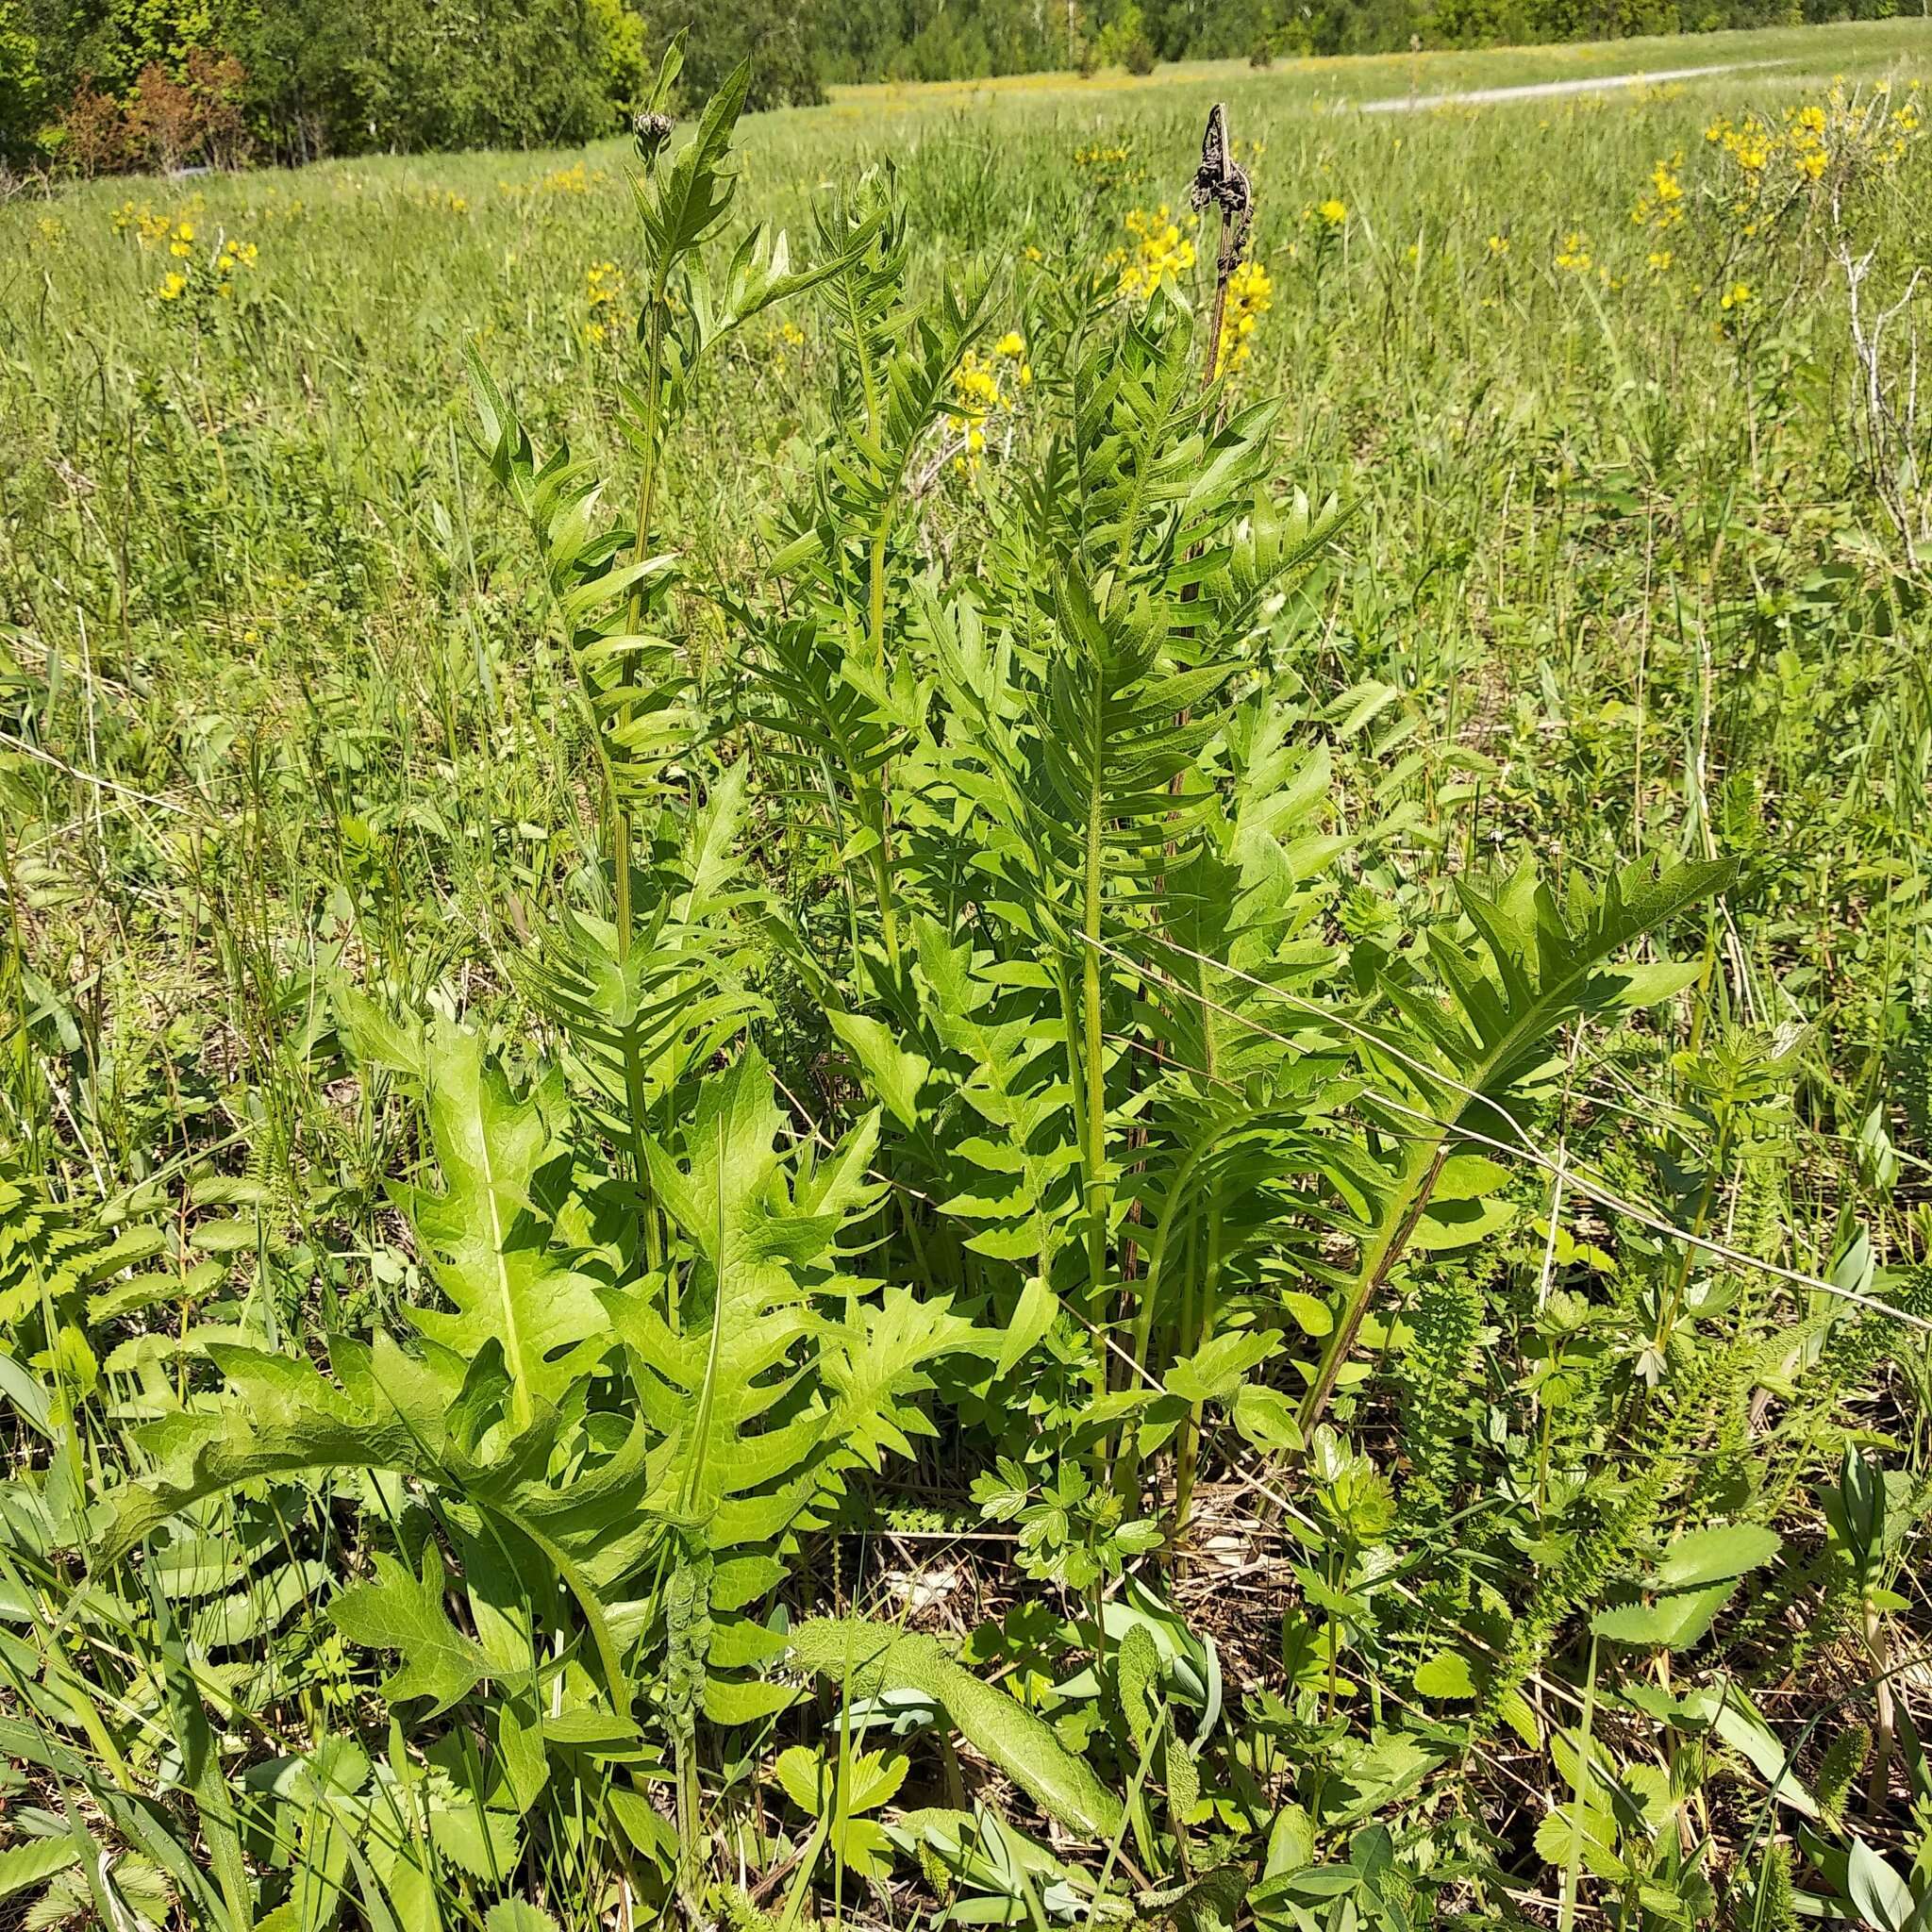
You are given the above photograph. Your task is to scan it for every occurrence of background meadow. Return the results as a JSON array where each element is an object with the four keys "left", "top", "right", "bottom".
[{"left": 4, "top": 18, "right": 1932, "bottom": 1929}]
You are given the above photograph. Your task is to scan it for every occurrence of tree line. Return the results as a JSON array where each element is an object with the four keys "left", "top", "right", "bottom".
[
  {"left": 0, "top": 0, "right": 1911, "bottom": 174},
  {"left": 820, "top": 0, "right": 1910, "bottom": 84}
]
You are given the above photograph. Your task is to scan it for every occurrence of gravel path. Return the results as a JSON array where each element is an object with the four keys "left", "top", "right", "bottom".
[{"left": 1356, "top": 58, "right": 1786, "bottom": 113}]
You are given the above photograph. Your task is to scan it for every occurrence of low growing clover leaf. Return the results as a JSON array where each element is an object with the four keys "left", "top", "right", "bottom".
[{"left": 776, "top": 1742, "right": 910, "bottom": 1881}]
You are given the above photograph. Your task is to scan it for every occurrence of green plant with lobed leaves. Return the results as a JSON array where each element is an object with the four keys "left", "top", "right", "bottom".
[
  {"left": 73, "top": 1022, "right": 980, "bottom": 1920},
  {"left": 6, "top": 48, "right": 1932, "bottom": 1932}
]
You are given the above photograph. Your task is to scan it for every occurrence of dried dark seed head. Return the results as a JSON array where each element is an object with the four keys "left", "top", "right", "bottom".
[
  {"left": 1191, "top": 101, "right": 1254, "bottom": 274},
  {"left": 634, "top": 110, "right": 675, "bottom": 166}
]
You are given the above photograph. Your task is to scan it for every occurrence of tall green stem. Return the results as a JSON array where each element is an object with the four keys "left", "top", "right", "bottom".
[
  {"left": 1173, "top": 1176, "right": 1222, "bottom": 1535},
  {"left": 868, "top": 525, "right": 888, "bottom": 668},
  {"left": 1299, "top": 1140, "right": 1448, "bottom": 1436},
  {"left": 866, "top": 525, "right": 902, "bottom": 970},
  {"left": 1082, "top": 791, "right": 1108, "bottom": 1314},
  {"left": 619, "top": 298, "right": 670, "bottom": 1281},
  {"left": 617, "top": 301, "right": 666, "bottom": 957}
]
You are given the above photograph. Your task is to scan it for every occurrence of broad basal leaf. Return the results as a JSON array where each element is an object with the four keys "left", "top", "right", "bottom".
[{"left": 790, "top": 1618, "right": 1123, "bottom": 1840}]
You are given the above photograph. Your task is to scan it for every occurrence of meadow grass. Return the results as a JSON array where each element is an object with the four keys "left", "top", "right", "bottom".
[
  {"left": 6, "top": 20, "right": 1925, "bottom": 1085},
  {"left": 3, "top": 19, "right": 1932, "bottom": 1926}
]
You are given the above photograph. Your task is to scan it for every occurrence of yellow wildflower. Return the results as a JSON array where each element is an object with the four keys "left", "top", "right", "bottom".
[
  {"left": 992, "top": 331, "right": 1031, "bottom": 385},
  {"left": 1720, "top": 281, "right": 1752, "bottom": 311},
  {"left": 951, "top": 349, "right": 1012, "bottom": 475},
  {"left": 1555, "top": 230, "right": 1591, "bottom": 273},
  {"left": 1114, "top": 205, "right": 1198, "bottom": 298},
  {"left": 955, "top": 350, "right": 1004, "bottom": 412},
  {"left": 1630, "top": 154, "right": 1685, "bottom": 230},
  {"left": 581, "top": 260, "right": 626, "bottom": 346},
  {"left": 1216, "top": 258, "right": 1272, "bottom": 373},
  {"left": 157, "top": 272, "right": 188, "bottom": 301}
]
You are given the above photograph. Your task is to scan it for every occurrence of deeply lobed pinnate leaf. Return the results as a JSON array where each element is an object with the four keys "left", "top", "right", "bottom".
[
  {"left": 390, "top": 1026, "right": 608, "bottom": 1417},
  {"left": 327, "top": 1543, "right": 491, "bottom": 1718}
]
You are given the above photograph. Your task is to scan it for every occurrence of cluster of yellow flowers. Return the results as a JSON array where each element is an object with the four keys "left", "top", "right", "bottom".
[
  {"left": 156, "top": 220, "right": 197, "bottom": 302},
  {"left": 218, "top": 236, "right": 258, "bottom": 280},
  {"left": 112, "top": 200, "right": 183, "bottom": 243},
  {"left": 1629, "top": 153, "right": 1686, "bottom": 231},
  {"left": 1706, "top": 109, "right": 1776, "bottom": 175},
  {"left": 1788, "top": 103, "right": 1831, "bottom": 182},
  {"left": 1711, "top": 276, "right": 1757, "bottom": 339},
  {"left": 951, "top": 333, "right": 1029, "bottom": 475},
  {"left": 1111, "top": 205, "right": 1198, "bottom": 298},
  {"left": 582, "top": 259, "right": 626, "bottom": 347},
  {"left": 34, "top": 216, "right": 63, "bottom": 250},
  {"left": 154, "top": 229, "right": 259, "bottom": 307},
  {"left": 1555, "top": 230, "right": 1592, "bottom": 273},
  {"left": 1304, "top": 198, "right": 1348, "bottom": 231},
  {"left": 1073, "top": 141, "right": 1138, "bottom": 198},
  {"left": 405, "top": 186, "right": 471, "bottom": 216},
  {"left": 504, "top": 161, "right": 610, "bottom": 200},
  {"left": 1486, "top": 233, "right": 1510, "bottom": 258},
  {"left": 1707, "top": 79, "right": 1923, "bottom": 208},
  {"left": 955, "top": 351, "right": 1004, "bottom": 423},
  {"left": 1216, "top": 258, "right": 1272, "bottom": 373}
]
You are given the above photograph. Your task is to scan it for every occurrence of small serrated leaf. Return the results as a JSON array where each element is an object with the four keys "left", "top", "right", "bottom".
[
  {"left": 1412, "top": 1650, "right": 1477, "bottom": 1700},
  {"left": 1652, "top": 1523, "right": 1782, "bottom": 1591},
  {"left": 485, "top": 1904, "right": 563, "bottom": 1932},
  {"left": 1164, "top": 1327, "right": 1281, "bottom": 1406},
  {"left": 0, "top": 1835, "right": 82, "bottom": 1903}
]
